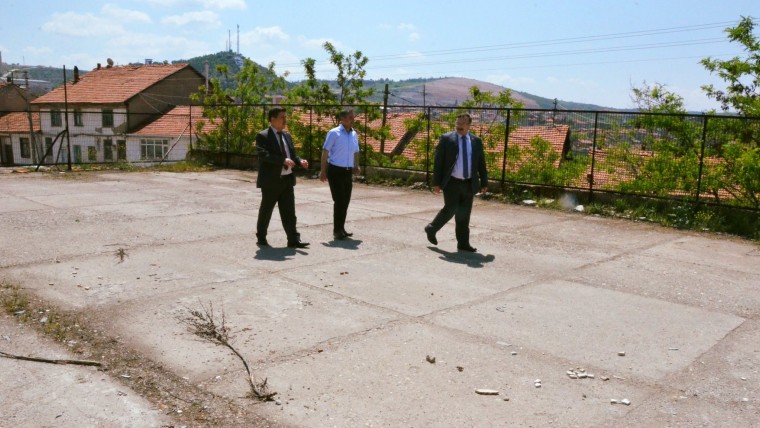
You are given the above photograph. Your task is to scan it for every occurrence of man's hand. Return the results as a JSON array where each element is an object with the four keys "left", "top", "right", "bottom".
[
  {"left": 433, "top": 186, "right": 442, "bottom": 194},
  {"left": 480, "top": 187, "right": 488, "bottom": 194},
  {"left": 353, "top": 165, "right": 361, "bottom": 176},
  {"left": 319, "top": 170, "right": 327, "bottom": 182},
  {"left": 300, "top": 159, "right": 309, "bottom": 169},
  {"left": 284, "top": 158, "right": 296, "bottom": 168}
]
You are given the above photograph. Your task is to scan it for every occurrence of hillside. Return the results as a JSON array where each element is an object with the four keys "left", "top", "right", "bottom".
[
  {"left": 364, "top": 77, "right": 615, "bottom": 110},
  {"left": 2, "top": 52, "right": 615, "bottom": 110},
  {"left": 172, "top": 50, "right": 255, "bottom": 91}
]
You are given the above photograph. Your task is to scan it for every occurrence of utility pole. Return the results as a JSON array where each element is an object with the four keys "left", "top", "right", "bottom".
[
  {"left": 24, "top": 71, "right": 39, "bottom": 163},
  {"left": 380, "top": 83, "right": 389, "bottom": 155},
  {"left": 63, "top": 66, "right": 72, "bottom": 171}
]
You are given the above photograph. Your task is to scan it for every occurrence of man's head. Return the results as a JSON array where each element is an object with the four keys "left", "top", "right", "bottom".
[
  {"left": 338, "top": 109, "right": 355, "bottom": 130},
  {"left": 455, "top": 113, "right": 472, "bottom": 136},
  {"left": 268, "top": 107, "right": 287, "bottom": 131}
]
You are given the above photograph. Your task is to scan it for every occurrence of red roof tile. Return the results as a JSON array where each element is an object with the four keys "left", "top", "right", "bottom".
[
  {"left": 0, "top": 112, "right": 41, "bottom": 133},
  {"left": 31, "top": 64, "right": 192, "bottom": 105},
  {"left": 133, "top": 106, "right": 220, "bottom": 136}
]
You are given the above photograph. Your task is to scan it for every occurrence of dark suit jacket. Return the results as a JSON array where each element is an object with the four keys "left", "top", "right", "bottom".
[
  {"left": 255, "top": 128, "right": 303, "bottom": 189},
  {"left": 432, "top": 131, "right": 488, "bottom": 193}
]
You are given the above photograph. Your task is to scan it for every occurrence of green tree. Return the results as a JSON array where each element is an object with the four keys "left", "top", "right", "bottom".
[
  {"left": 191, "top": 60, "right": 286, "bottom": 154},
  {"left": 287, "top": 42, "right": 379, "bottom": 164},
  {"left": 701, "top": 16, "right": 760, "bottom": 118}
]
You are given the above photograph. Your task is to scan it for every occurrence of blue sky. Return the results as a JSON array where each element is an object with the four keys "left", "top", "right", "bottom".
[{"left": 1, "top": 0, "right": 757, "bottom": 110}]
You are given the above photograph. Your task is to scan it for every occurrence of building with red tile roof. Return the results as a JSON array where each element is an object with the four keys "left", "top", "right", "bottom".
[
  {"left": 129, "top": 106, "right": 220, "bottom": 162},
  {"left": 0, "top": 112, "right": 41, "bottom": 165},
  {"left": 21, "top": 63, "right": 205, "bottom": 165}
]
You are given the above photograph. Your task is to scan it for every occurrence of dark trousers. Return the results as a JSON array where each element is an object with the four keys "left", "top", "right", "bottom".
[
  {"left": 429, "top": 178, "right": 474, "bottom": 245},
  {"left": 327, "top": 164, "right": 353, "bottom": 233},
  {"left": 257, "top": 177, "right": 298, "bottom": 242}
]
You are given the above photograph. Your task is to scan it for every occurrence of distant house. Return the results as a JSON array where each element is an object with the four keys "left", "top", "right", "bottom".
[
  {"left": 29, "top": 63, "right": 204, "bottom": 165},
  {"left": 0, "top": 112, "right": 41, "bottom": 165},
  {"left": 128, "top": 106, "right": 219, "bottom": 162},
  {"left": 0, "top": 81, "right": 29, "bottom": 115}
]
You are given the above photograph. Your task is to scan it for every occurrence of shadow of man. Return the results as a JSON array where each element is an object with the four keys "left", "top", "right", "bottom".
[
  {"left": 254, "top": 247, "right": 307, "bottom": 261},
  {"left": 322, "top": 238, "right": 363, "bottom": 251},
  {"left": 428, "top": 247, "right": 495, "bottom": 268}
]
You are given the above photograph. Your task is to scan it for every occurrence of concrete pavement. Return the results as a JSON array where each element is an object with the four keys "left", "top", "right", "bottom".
[{"left": 0, "top": 169, "right": 758, "bottom": 427}]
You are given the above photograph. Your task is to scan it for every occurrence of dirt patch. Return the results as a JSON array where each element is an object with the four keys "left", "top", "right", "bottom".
[{"left": 1, "top": 282, "right": 279, "bottom": 428}]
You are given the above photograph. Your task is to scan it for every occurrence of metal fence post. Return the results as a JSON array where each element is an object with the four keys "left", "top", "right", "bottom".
[
  {"left": 501, "top": 108, "right": 511, "bottom": 185},
  {"left": 425, "top": 107, "right": 431, "bottom": 185},
  {"left": 695, "top": 114, "right": 709, "bottom": 203},
  {"left": 588, "top": 111, "right": 600, "bottom": 203}
]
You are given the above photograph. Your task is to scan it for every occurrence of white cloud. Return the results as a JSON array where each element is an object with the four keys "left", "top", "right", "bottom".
[
  {"left": 102, "top": 4, "right": 151, "bottom": 23},
  {"left": 398, "top": 23, "right": 416, "bottom": 32},
  {"left": 408, "top": 32, "right": 420, "bottom": 43},
  {"left": 298, "top": 36, "right": 341, "bottom": 51},
  {"left": 239, "top": 27, "right": 290, "bottom": 51},
  {"left": 200, "top": 0, "right": 246, "bottom": 9},
  {"left": 25, "top": 46, "right": 54, "bottom": 56},
  {"left": 162, "top": 11, "right": 221, "bottom": 27},
  {"left": 42, "top": 11, "right": 126, "bottom": 37},
  {"left": 136, "top": 0, "right": 245, "bottom": 9},
  {"left": 486, "top": 72, "right": 536, "bottom": 86}
]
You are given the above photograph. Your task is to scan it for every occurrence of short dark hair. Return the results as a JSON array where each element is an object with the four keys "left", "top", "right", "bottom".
[
  {"left": 338, "top": 109, "right": 355, "bottom": 120},
  {"left": 456, "top": 113, "right": 472, "bottom": 124},
  {"left": 268, "top": 106, "right": 287, "bottom": 120}
]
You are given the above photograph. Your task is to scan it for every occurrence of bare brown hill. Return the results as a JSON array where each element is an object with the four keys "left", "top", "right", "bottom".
[{"left": 391, "top": 77, "right": 540, "bottom": 108}]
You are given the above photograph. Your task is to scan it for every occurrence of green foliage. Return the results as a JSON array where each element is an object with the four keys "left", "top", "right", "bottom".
[
  {"left": 191, "top": 59, "right": 286, "bottom": 154},
  {"left": 505, "top": 137, "right": 589, "bottom": 186},
  {"left": 700, "top": 16, "right": 760, "bottom": 117},
  {"left": 287, "top": 42, "right": 380, "bottom": 164}
]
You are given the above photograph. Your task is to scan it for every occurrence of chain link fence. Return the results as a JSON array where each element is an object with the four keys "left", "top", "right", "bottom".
[{"left": 2, "top": 104, "right": 758, "bottom": 211}]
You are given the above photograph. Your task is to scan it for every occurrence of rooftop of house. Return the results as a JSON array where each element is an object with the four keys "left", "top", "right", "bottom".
[
  {"left": 0, "top": 112, "right": 41, "bottom": 133},
  {"left": 133, "top": 106, "right": 220, "bottom": 136},
  {"left": 31, "top": 64, "right": 193, "bottom": 106}
]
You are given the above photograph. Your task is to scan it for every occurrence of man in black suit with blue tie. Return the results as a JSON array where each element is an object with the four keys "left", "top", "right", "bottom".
[
  {"left": 425, "top": 113, "right": 488, "bottom": 252},
  {"left": 255, "top": 107, "right": 310, "bottom": 248}
]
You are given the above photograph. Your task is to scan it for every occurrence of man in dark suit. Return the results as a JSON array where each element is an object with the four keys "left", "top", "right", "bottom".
[
  {"left": 425, "top": 113, "right": 488, "bottom": 252},
  {"left": 255, "top": 107, "right": 309, "bottom": 248}
]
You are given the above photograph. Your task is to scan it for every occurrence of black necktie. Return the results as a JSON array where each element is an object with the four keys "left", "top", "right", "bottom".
[
  {"left": 461, "top": 135, "right": 469, "bottom": 179},
  {"left": 277, "top": 132, "right": 287, "bottom": 157}
]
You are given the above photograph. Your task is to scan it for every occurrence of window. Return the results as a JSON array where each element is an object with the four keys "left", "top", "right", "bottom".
[
  {"left": 20, "top": 138, "right": 31, "bottom": 158},
  {"left": 73, "top": 145, "right": 82, "bottom": 163},
  {"left": 102, "top": 109, "right": 114, "bottom": 128},
  {"left": 74, "top": 109, "right": 83, "bottom": 126},
  {"left": 104, "top": 139, "right": 113, "bottom": 161},
  {"left": 44, "top": 137, "right": 54, "bottom": 161},
  {"left": 51, "top": 110, "right": 62, "bottom": 127},
  {"left": 140, "top": 139, "right": 168, "bottom": 160},
  {"left": 88, "top": 146, "right": 97, "bottom": 161}
]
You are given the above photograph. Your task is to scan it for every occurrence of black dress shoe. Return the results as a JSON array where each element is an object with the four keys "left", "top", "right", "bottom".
[
  {"left": 342, "top": 230, "right": 354, "bottom": 237},
  {"left": 333, "top": 231, "right": 348, "bottom": 240},
  {"left": 457, "top": 244, "right": 477, "bottom": 252},
  {"left": 424, "top": 225, "right": 438, "bottom": 245},
  {"left": 287, "top": 240, "right": 310, "bottom": 248},
  {"left": 256, "top": 239, "right": 270, "bottom": 246}
]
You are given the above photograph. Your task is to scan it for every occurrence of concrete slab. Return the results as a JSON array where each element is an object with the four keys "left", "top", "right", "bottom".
[
  {"left": 101, "top": 276, "right": 400, "bottom": 382},
  {"left": 0, "top": 315, "right": 169, "bottom": 427},
  {"left": 1, "top": 240, "right": 261, "bottom": 309},
  {"left": 211, "top": 322, "right": 657, "bottom": 427},
  {"left": 0, "top": 195, "right": 51, "bottom": 213},
  {"left": 569, "top": 252, "right": 760, "bottom": 318},
  {"left": 1, "top": 170, "right": 758, "bottom": 427},
  {"left": 515, "top": 214, "right": 680, "bottom": 252},
  {"left": 431, "top": 280, "right": 745, "bottom": 382},
  {"left": 669, "top": 319, "right": 760, "bottom": 406}
]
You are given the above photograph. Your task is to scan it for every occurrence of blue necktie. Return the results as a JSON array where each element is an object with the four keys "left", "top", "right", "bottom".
[{"left": 461, "top": 135, "right": 469, "bottom": 179}]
